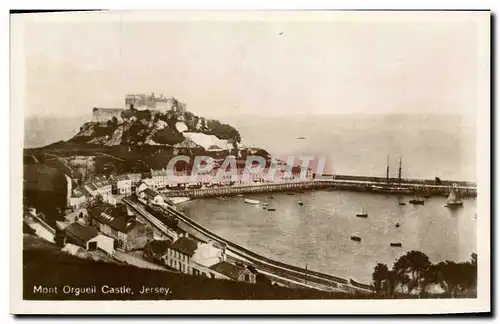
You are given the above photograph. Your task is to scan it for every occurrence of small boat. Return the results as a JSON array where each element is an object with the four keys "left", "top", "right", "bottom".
[
  {"left": 237, "top": 194, "right": 244, "bottom": 197},
  {"left": 286, "top": 192, "right": 295, "bottom": 196},
  {"left": 268, "top": 195, "right": 274, "bottom": 199},
  {"left": 262, "top": 202, "right": 269, "bottom": 206},
  {"left": 395, "top": 223, "right": 401, "bottom": 228},
  {"left": 409, "top": 193, "right": 425, "bottom": 205},
  {"left": 445, "top": 184, "right": 464, "bottom": 208},
  {"left": 350, "top": 236, "right": 362, "bottom": 242},
  {"left": 267, "top": 207, "right": 276, "bottom": 211},
  {"left": 296, "top": 136, "right": 306, "bottom": 140},
  {"left": 356, "top": 208, "right": 368, "bottom": 218},
  {"left": 244, "top": 199, "right": 260, "bottom": 205},
  {"left": 398, "top": 202, "right": 406, "bottom": 206},
  {"left": 216, "top": 196, "right": 229, "bottom": 201},
  {"left": 390, "top": 242, "right": 402, "bottom": 247},
  {"left": 298, "top": 199, "right": 304, "bottom": 206}
]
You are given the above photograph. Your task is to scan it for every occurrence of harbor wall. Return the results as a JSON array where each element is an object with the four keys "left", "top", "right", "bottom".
[
  {"left": 154, "top": 200, "right": 358, "bottom": 287},
  {"left": 318, "top": 174, "right": 476, "bottom": 187},
  {"left": 124, "top": 197, "right": 373, "bottom": 293},
  {"left": 160, "top": 179, "right": 477, "bottom": 199}
]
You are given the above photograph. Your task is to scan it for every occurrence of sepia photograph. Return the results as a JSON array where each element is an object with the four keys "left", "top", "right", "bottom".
[{"left": 10, "top": 10, "right": 490, "bottom": 315}]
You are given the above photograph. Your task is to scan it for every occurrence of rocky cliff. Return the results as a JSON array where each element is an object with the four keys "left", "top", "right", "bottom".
[{"left": 70, "top": 109, "right": 242, "bottom": 151}]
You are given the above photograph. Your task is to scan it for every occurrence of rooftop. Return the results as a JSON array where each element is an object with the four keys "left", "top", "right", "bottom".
[
  {"left": 64, "top": 222, "right": 98, "bottom": 243},
  {"left": 89, "top": 203, "right": 136, "bottom": 233},
  {"left": 169, "top": 236, "right": 199, "bottom": 257},
  {"left": 151, "top": 169, "right": 168, "bottom": 177},
  {"left": 143, "top": 188, "right": 161, "bottom": 199},
  {"left": 115, "top": 174, "right": 130, "bottom": 181},
  {"left": 147, "top": 240, "right": 171, "bottom": 256},
  {"left": 209, "top": 261, "right": 245, "bottom": 280}
]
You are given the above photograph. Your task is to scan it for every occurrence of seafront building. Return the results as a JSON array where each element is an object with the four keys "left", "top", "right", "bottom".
[
  {"left": 88, "top": 204, "right": 153, "bottom": 251},
  {"left": 143, "top": 236, "right": 259, "bottom": 284}
]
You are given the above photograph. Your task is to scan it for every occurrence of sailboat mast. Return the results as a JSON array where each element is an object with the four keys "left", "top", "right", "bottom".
[
  {"left": 398, "top": 157, "right": 402, "bottom": 184},
  {"left": 386, "top": 155, "right": 390, "bottom": 181}
]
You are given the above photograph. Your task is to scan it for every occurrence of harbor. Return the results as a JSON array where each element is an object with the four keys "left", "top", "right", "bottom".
[
  {"left": 159, "top": 175, "right": 477, "bottom": 199},
  {"left": 181, "top": 189, "right": 477, "bottom": 284}
]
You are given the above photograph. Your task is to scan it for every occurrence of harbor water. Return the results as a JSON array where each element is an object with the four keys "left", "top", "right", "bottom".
[
  {"left": 182, "top": 114, "right": 477, "bottom": 284},
  {"left": 183, "top": 191, "right": 476, "bottom": 283}
]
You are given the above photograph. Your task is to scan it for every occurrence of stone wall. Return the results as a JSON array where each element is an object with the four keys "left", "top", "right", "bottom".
[{"left": 92, "top": 108, "right": 124, "bottom": 123}]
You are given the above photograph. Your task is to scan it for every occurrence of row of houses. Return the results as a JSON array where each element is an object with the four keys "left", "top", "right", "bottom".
[
  {"left": 62, "top": 179, "right": 266, "bottom": 286},
  {"left": 145, "top": 167, "right": 314, "bottom": 191},
  {"left": 144, "top": 235, "right": 258, "bottom": 284},
  {"left": 67, "top": 174, "right": 143, "bottom": 210},
  {"left": 67, "top": 165, "right": 313, "bottom": 210}
]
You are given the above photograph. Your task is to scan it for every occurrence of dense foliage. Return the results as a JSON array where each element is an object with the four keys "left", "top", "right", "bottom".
[{"left": 372, "top": 250, "right": 477, "bottom": 297}]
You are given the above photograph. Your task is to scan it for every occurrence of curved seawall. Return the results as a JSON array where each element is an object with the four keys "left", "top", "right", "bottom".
[{"left": 156, "top": 200, "right": 371, "bottom": 292}]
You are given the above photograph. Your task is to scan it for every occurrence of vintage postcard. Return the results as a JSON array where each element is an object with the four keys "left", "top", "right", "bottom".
[{"left": 10, "top": 10, "right": 490, "bottom": 315}]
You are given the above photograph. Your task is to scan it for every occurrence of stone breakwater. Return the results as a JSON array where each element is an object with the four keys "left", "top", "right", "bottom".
[{"left": 160, "top": 178, "right": 477, "bottom": 198}]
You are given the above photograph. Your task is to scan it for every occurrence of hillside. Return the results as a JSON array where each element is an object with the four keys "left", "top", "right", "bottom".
[
  {"left": 24, "top": 108, "right": 273, "bottom": 174},
  {"left": 23, "top": 235, "right": 360, "bottom": 300},
  {"left": 70, "top": 109, "right": 242, "bottom": 150}
]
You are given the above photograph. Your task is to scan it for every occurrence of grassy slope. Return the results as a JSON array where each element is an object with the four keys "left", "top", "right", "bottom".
[{"left": 23, "top": 236, "right": 363, "bottom": 300}]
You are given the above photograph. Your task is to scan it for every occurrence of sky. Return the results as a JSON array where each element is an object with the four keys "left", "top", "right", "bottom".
[{"left": 17, "top": 11, "right": 488, "bottom": 118}]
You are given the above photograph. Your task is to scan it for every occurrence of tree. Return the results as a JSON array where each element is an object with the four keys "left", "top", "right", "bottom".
[
  {"left": 372, "top": 263, "right": 389, "bottom": 294},
  {"left": 393, "top": 250, "right": 431, "bottom": 294},
  {"left": 385, "top": 270, "right": 399, "bottom": 297}
]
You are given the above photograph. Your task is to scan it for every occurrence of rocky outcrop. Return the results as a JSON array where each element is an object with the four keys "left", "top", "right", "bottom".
[{"left": 69, "top": 108, "right": 242, "bottom": 152}]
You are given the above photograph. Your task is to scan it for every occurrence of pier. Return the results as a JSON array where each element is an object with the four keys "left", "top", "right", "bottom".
[{"left": 159, "top": 176, "right": 477, "bottom": 199}]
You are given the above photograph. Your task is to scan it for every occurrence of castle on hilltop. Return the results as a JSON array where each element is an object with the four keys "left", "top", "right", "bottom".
[
  {"left": 92, "top": 93, "right": 187, "bottom": 123},
  {"left": 125, "top": 92, "right": 186, "bottom": 114}
]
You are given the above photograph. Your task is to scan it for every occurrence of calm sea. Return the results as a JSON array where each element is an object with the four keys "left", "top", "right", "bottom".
[
  {"left": 218, "top": 114, "right": 477, "bottom": 182},
  {"left": 184, "top": 192, "right": 477, "bottom": 284},
  {"left": 182, "top": 113, "right": 477, "bottom": 283}
]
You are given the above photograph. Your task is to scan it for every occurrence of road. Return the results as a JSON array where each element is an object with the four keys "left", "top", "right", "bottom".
[{"left": 24, "top": 217, "right": 55, "bottom": 244}]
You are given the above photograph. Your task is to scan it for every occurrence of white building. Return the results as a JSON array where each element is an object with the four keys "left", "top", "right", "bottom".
[
  {"left": 139, "top": 188, "right": 165, "bottom": 205},
  {"left": 151, "top": 169, "right": 169, "bottom": 189},
  {"left": 115, "top": 174, "right": 132, "bottom": 195},
  {"left": 68, "top": 187, "right": 87, "bottom": 210},
  {"left": 84, "top": 179, "right": 112, "bottom": 197}
]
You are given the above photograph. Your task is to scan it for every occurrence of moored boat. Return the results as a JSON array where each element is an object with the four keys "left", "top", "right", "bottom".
[
  {"left": 244, "top": 199, "right": 260, "bottom": 205},
  {"left": 350, "top": 236, "right": 362, "bottom": 242},
  {"left": 390, "top": 242, "right": 402, "bottom": 247},
  {"left": 445, "top": 184, "right": 464, "bottom": 208},
  {"left": 356, "top": 207, "right": 368, "bottom": 218},
  {"left": 409, "top": 193, "right": 425, "bottom": 205}
]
